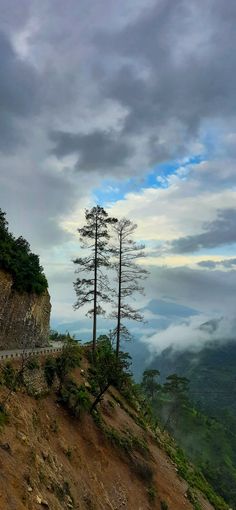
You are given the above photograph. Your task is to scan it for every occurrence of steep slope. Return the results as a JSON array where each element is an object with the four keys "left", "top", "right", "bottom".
[
  {"left": 0, "top": 361, "right": 218, "bottom": 510},
  {"left": 148, "top": 341, "right": 236, "bottom": 420},
  {"left": 147, "top": 341, "right": 236, "bottom": 507}
]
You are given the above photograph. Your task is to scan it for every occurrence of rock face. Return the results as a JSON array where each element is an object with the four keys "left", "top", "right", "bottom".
[{"left": 0, "top": 270, "right": 51, "bottom": 349}]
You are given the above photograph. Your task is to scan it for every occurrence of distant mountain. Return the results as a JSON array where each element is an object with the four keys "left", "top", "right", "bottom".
[
  {"left": 144, "top": 298, "right": 199, "bottom": 318},
  {"left": 148, "top": 340, "right": 236, "bottom": 420}
]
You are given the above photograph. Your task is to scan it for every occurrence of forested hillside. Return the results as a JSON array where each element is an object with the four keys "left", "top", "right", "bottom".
[{"left": 144, "top": 341, "right": 236, "bottom": 507}]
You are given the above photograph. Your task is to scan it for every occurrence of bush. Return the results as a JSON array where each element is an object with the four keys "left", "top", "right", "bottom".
[
  {"left": 147, "top": 486, "right": 157, "bottom": 502},
  {"left": 59, "top": 380, "right": 90, "bottom": 418},
  {"left": 56, "top": 339, "right": 81, "bottom": 388}
]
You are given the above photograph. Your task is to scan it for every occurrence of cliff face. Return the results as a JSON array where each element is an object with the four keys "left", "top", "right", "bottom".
[{"left": 0, "top": 270, "right": 51, "bottom": 349}]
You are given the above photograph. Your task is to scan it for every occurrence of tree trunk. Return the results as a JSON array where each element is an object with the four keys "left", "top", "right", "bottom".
[
  {"left": 116, "top": 233, "right": 122, "bottom": 359},
  {"left": 93, "top": 215, "right": 98, "bottom": 353}
]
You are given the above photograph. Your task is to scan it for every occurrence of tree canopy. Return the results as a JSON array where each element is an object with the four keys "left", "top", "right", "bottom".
[{"left": 0, "top": 208, "right": 48, "bottom": 294}]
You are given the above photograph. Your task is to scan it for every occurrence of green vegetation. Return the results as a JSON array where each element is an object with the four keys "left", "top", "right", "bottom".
[
  {"left": 44, "top": 338, "right": 81, "bottom": 390},
  {"left": 140, "top": 370, "right": 230, "bottom": 509},
  {"left": 87, "top": 335, "right": 132, "bottom": 411},
  {"left": 73, "top": 207, "right": 148, "bottom": 356},
  {"left": 147, "top": 485, "right": 157, "bottom": 502},
  {"left": 0, "top": 208, "right": 47, "bottom": 294},
  {"left": 59, "top": 379, "right": 91, "bottom": 418},
  {"left": 73, "top": 205, "right": 117, "bottom": 352},
  {"left": 110, "top": 218, "right": 148, "bottom": 358}
]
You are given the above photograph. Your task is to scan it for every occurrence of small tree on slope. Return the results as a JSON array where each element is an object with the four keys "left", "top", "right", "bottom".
[{"left": 73, "top": 206, "right": 117, "bottom": 353}]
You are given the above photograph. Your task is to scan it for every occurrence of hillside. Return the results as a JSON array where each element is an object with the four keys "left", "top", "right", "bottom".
[
  {"left": 0, "top": 344, "right": 223, "bottom": 510},
  {"left": 148, "top": 340, "right": 236, "bottom": 421},
  {"left": 146, "top": 341, "right": 236, "bottom": 507}
]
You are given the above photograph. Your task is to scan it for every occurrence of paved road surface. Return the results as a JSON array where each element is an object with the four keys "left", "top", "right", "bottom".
[{"left": 0, "top": 341, "right": 63, "bottom": 361}]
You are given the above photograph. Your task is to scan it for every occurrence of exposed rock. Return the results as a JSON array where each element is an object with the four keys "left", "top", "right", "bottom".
[{"left": 0, "top": 270, "right": 51, "bottom": 349}]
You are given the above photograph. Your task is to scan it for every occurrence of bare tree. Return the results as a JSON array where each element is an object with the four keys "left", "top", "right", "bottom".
[
  {"left": 111, "top": 219, "right": 148, "bottom": 358},
  {"left": 73, "top": 206, "right": 117, "bottom": 353}
]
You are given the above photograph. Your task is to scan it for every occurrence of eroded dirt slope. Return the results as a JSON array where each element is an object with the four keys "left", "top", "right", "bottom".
[{"left": 0, "top": 374, "right": 215, "bottom": 510}]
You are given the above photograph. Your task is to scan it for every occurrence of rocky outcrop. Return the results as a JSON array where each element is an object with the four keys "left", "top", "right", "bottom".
[{"left": 0, "top": 270, "right": 51, "bottom": 349}]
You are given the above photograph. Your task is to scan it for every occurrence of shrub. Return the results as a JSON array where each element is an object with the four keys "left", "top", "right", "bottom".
[
  {"left": 59, "top": 380, "right": 91, "bottom": 418},
  {"left": 147, "top": 486, "right": 157, "bottom": 502},
  {"left": 56, "top": 339, "right": 81, "bottom": 388}
]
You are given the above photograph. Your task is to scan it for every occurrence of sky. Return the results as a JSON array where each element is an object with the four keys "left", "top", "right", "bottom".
[{"left": 1, "top": 0, "right": 236, "bottom": 358}]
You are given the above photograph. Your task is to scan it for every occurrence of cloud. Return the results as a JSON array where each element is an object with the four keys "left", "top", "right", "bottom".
[
  {"left": 94, "top": 0, "right": 236, "bottom": 167},
  {"left": 142, "top": 314, "right": 236, "bottom": 356},
  {"left": 0, "top": 30, "right": 41, "bottom": 151},
  {"left": 198, "top": 258, "right": 236, "bottom": 269},
  {"left": 170, "top": 208, "right": 236, "bottom": 253},
  {"left": 145, "top": 265, "right": 236, "bottom": 316},
  {"left": 51, "top": 130, "right": 132, "bottom": 174}
]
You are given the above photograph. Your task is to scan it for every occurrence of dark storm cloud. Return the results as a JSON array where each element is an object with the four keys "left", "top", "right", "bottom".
[
  {"left": 51, "top": 130, "right": 132, "bottom": 172},
  {"left": 170, "top": 209, "right": 236, "bottom": 253},
  {"left": 198, "top": 258, "right": 236, "bottom": 269},
  {"left": 91, "top": 0, "right": 236, "bottom": 163},
  {"left": 0, "top": 31, "right": 40, "bottom": 151},
  {"left": 43, "top": 0, "right": 236, "bottom": 176}
]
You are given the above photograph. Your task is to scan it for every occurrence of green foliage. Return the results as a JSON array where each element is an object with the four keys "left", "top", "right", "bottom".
[
  {"left": 141, "top": 369, "right": 160, "bottom": 400},
  {"left": 163, "top": 433, "right": 228, "bottom": 510},
  {"left": 59, "top": 379, "right": 91, "bottom": 418},
  {"left": 55, "top": 339, "right": 81, "bottom": 387},
  {"left": 49, "top": 330, "right": 76, "bottom": 342},
  {"left": 88, "top": 335, "right": 132, "bottom": 410},
  {"left": 44, "top": 340, "right": 81, "bottom": 390},
  {"left": 0, "top": 208, "right": 47, "bottom": 294},
  {"left": 186, "top": 488, "right": 202, "bottom": 510},
  {"left": 147, "top": 486, "right": 157, "bottom": 502}
]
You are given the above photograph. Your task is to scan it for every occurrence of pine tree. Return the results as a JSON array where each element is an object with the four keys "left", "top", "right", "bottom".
[
  {"left": 73, "top": 206, "right": 117, "bottom": 352},
  {"left": 111, "top": 218, "right": 148, "bottom": 358}
]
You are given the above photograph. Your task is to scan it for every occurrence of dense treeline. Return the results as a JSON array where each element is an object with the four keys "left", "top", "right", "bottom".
[{"left": 0, "top": 209, "right": 47, "bottom": 294}]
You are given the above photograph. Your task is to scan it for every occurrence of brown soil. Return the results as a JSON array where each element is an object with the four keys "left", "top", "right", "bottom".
[{"left": 0, "top": 370, "right": 216, "bottom": 510}]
